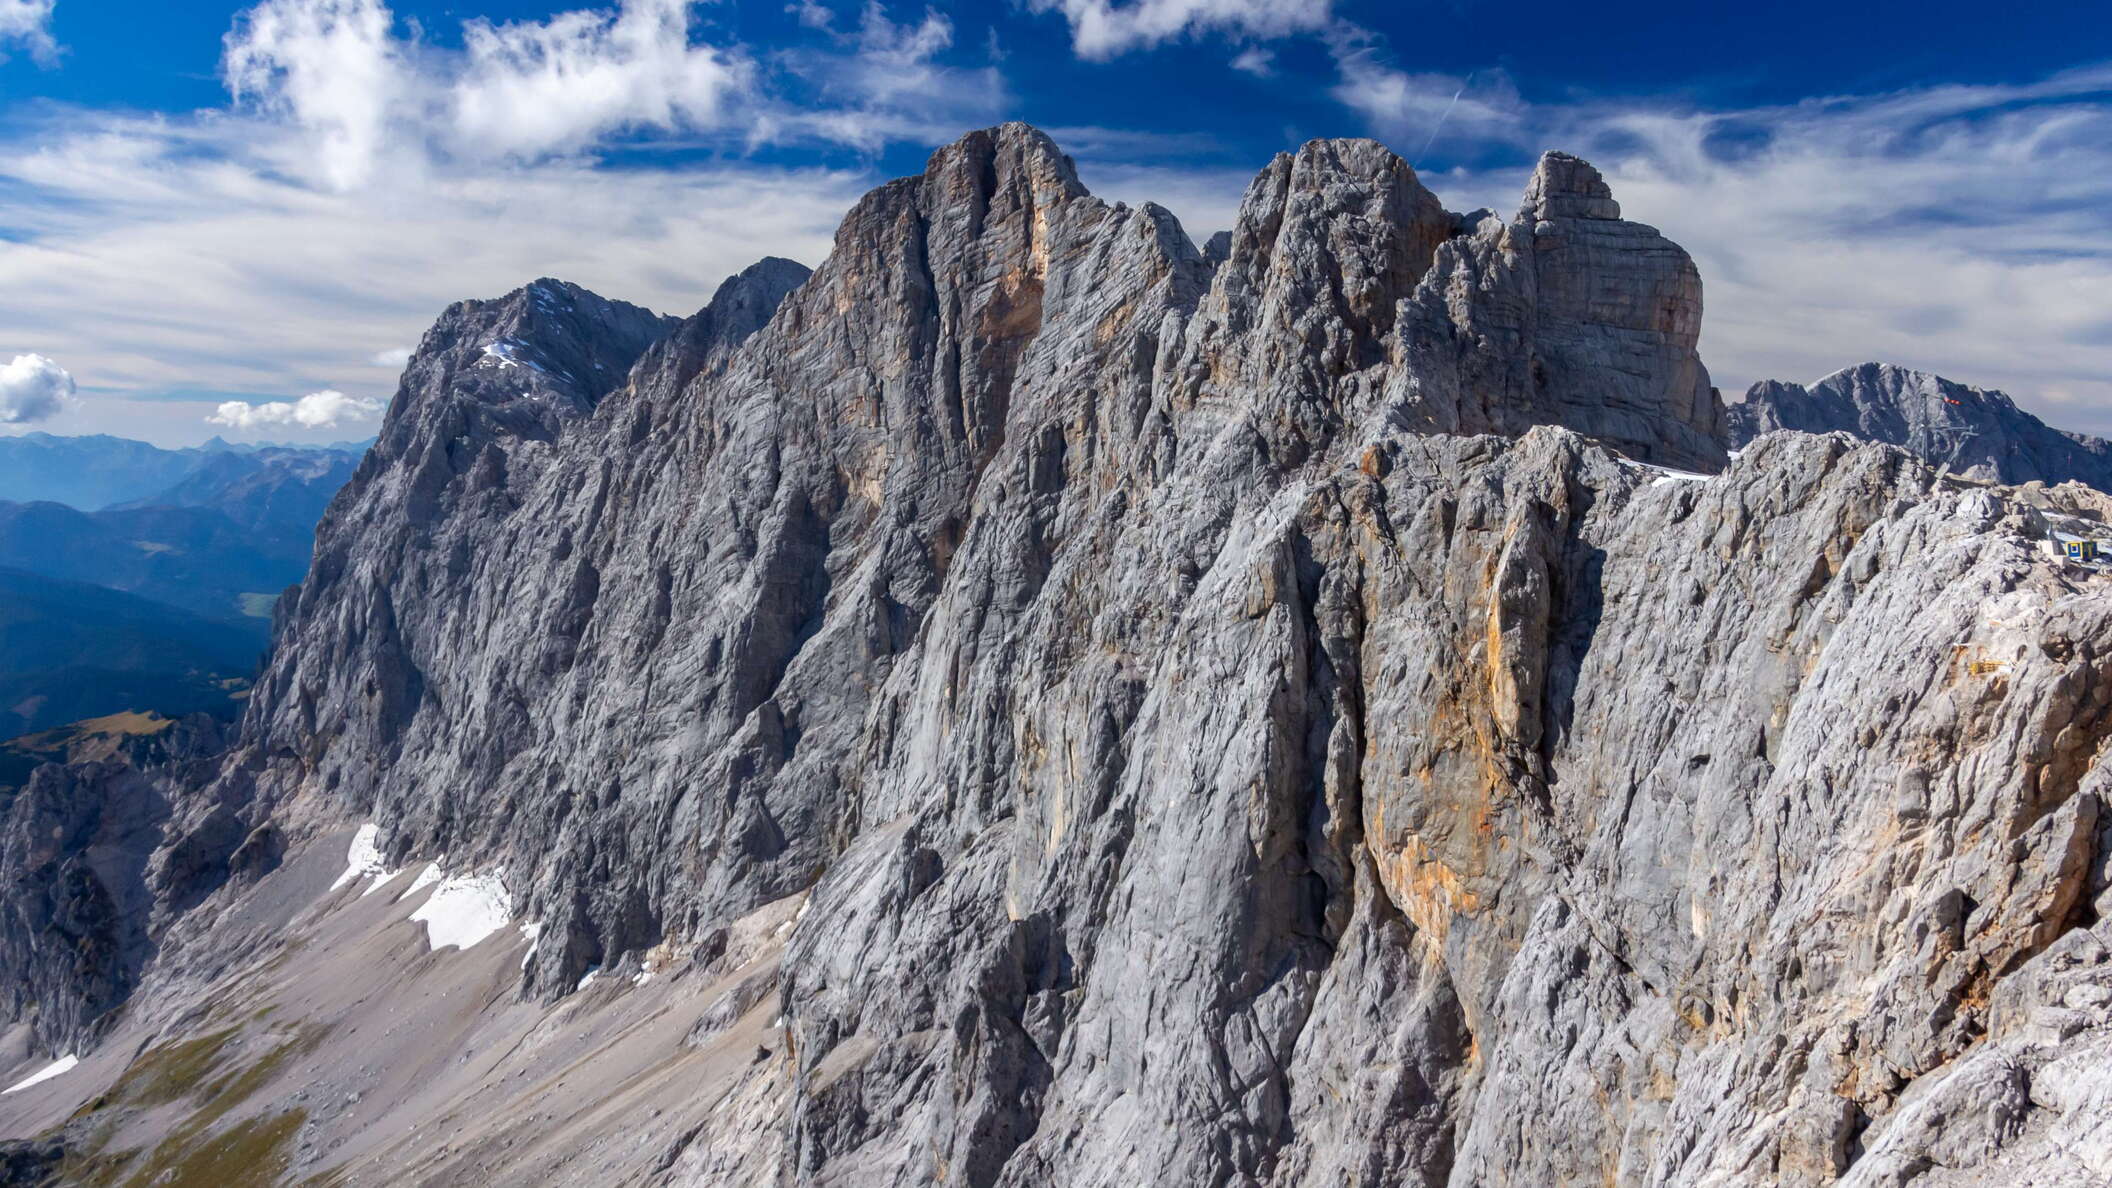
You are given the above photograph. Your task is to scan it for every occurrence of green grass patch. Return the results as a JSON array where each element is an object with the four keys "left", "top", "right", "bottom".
[
  {"left": 237, "top": 592, "right": 278, "bottom": 619},
  {"left": 111, "top": 1028, "right": 241, "bottom": 1108},
  {"left": 58, "top": 1022, "right": 330, "bottom": 1187},
  {"left": 128, "top": 1108, "right": 307, "bottom": 1188}
]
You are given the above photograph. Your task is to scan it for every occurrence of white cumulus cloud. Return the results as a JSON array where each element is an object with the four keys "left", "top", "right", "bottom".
[
  {"left": 0, "top": 0, "right": 56, "bottom": 64},
  {"left": 764, "top": 3, "right": 1004, "bottom": 150},
  {"left": 451, "top": 0, "right": 746, "bottom": 160},
  {"left": 209, "top": 389, "right": 383, "bottom": 430},
  {"left": 0, "top": 353, "right": 76, "bottom": 423},
  {"left": 224, "top": 0, "right": 407, "bottom": 190},
  {"left": 370, "top": 346, "right": 413, "bottom": 367},
  {"left": 222, "top": 0, "right": 752, "bottom": 189},
  {"left": 1228, "top": 46, "right": 1273, "bottom": 77},
  {"left": 1027, "top": 0, "right": 1333, "bottom": 60}
]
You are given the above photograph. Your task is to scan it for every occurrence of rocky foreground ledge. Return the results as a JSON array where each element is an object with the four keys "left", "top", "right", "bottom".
[{"left": 2, "top": 124, "right": 2110, "bottom": 1187}]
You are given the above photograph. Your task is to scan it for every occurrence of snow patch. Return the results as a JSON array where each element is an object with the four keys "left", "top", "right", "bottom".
[
  {"left": 4, "top": 1055, "right": 77, "bottom": 1094},
  {"left": 1619, "top": 457, "right": 1713, "bottom": 487},
  {"left": 518, "top": 921, "right": 543, "bottom": 970},
  {"left": 330, "top": 824, "right": 395, "bottom": 894},
  {"left": 1647, "top": 466, "right": 1710, "bottom": 487},
  {"left": 408, "top": 872, "right": 513, "bottom": 951},
  {"left": 480, "top": 340, "right": 547, "bottom": 374},
  {"left": 575, "top": 965, "right": 604, "bottom": 992},
  {"left": 396, "top": 863, "right": 442, "bottom": 902}
]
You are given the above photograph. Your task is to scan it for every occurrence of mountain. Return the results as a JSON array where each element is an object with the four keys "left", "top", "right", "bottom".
[
  {"left": 0, "top": 432, "right": 364, "bottom": 513},
  {"left": 0, "top": 501, "right": 312, "bottom": 624},
  {"left": 112, "top": 446, "right": 359, "bottom": 533},
  {"left": 0, "top": 438, "right": 355, "bottom": 748},
  {"left": 1728, "top": 362, "right": 2112, "bottom": 491},
  {"left": 0, "top": 431, "right": 360, "bottom": 625},
  {"left": 2, "top": 125, "right": 2110, "bottom": 1187},
  {"left": 0, "top": 711, "right": 210, "bottom": 800},
  {"left": 0, "top": 434, "right": 204, "bottom": 510},
  {"left": 0, "top": 569, "right": 258, "bottom": 737}
]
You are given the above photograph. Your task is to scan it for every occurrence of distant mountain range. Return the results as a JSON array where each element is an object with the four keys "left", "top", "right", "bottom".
[
  {"left": 0, "top": 568, "right": 263, "bottom": 737},
  {"left": 0, "top": 501, "right": 316, "bottom": 624},
  {"left": 0, "top": 433, "right": 366, "bottom": 736},
  {"left": 0, "top": 432, "right": 368, "bottom": 511},
  {"left": 1728, "top": 362, "right": 2112, "bottom": 491}
]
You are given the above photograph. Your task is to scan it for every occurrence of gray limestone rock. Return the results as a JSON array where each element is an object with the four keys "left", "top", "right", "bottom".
[
  {"left": 0, "top": 716, "right": 224, "bottom": 1054},
  {"left": 1729, "top": 362, "right": 2112, "bottom": 492},
  {"left": 5, "top": 124, "right": 2111, "bottom": 1188}
]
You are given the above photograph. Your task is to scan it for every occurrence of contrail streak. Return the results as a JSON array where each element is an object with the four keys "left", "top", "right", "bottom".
[{"left": 1414, "top": 73, "right": 1473, "bottom": 168}]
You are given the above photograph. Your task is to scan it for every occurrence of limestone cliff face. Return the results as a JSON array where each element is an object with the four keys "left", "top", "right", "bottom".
[
  {"left": 1730, "top": 362, "right": 2112, "bottom": 492},
  {"left": 227, "top": 126, "right": 1734, "bottom": 1009},
  {"left": 6, "top": 125, "right": 2112, "bottom": 1188}
]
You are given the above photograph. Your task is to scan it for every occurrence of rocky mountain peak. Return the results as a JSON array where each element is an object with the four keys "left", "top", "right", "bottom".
[
  {"left": 1521, "top": 149, "right": 1622, "bottom": 221},
  {"left": 1389, "top": 147, "right": 1723, "bottom": 469},
  {"left": 22, "top": 123, "right": 2112, "bottom": 1188},
  {"left": 1729, "top": 361, "right": 2112, "bottom": 490},
  {"left": 928, "top": 120, "right": 1086, "bottom": 201},
  {"left": 371, "top": 278, "right": 674, "bottom": 465},
  {"left": 825, "top": 121, "right": 1089, "bottom": 274},
  {"left": 632, "top": 256, "right": 812, "bottom": 393},
  {"left": 1207, "top": 136, "right": 1456, "bottom": 353},
  {"left": 423, "top": 277, "right": 674, "bottom": 405}
]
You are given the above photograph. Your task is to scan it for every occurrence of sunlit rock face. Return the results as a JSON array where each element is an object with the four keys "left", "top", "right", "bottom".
[{"left": 7, "top": 124, "right": 2112, "bottom": 1188}]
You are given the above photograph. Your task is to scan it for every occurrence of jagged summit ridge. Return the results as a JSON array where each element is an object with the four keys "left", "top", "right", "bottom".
[
  {"left": 1730, "top": 360, "right": 2112, "bottom": 491},
  {"left": 10, "top": 123, "right": 2109, "bottom": 1187}
]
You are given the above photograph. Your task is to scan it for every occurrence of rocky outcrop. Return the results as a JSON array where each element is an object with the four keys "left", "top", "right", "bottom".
[
  {"left": 0, "top": 717, "right": 224, "bottom": 1053},
  {"left": 1730, "top": 362, "right": 2112, "bottom": 491},
  {"left": 5, "top": 125, "right": 2110, "bottom": 1188},
  {"left": 1395, "top": 151, "right": 1726, "bottom": 469}
]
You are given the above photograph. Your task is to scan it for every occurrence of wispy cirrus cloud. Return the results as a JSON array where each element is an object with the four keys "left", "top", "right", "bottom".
[
  {"left": 0, "top": 0, "right": 56, "bottom": 64},
  {"left": 222, "top": 0, "right": 753, "bottom": 188},
  {"left": 761, "top": 3, "right": 1005, "bottom": 150},
  {"left": 1328, "top": 48, "right": 1526, "bottom": 167},
  {"left": 1389, "top": 64, "right": 2112, "bottom": 430},
  {"left": 1025, "top": 0, "right": 1332, "bottom": 60},
  {"left": 5, "top": 0, "right": 2108, "bottom": 447},
  {"left": 0, "top": 101, "right": 869, "bottom": 443},
  {"left": 0, "top": 0, "right": 1002, "bottom": 444}
]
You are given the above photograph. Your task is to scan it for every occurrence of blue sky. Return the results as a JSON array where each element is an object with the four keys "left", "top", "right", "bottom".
[{"left": 2, "top": 0, "right": 2109, "bottom": 444}]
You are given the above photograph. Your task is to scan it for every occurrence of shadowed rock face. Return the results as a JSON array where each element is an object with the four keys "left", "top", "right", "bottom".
[
  {"left": 0, "top": 718, "right": 225, "bottom": 1051},
  {"left": 8, "top": 124, "right": 2112, "bottom": 1187},
  {"left": 1729, "top": 362, "right": 2112, "bottom": 492}
]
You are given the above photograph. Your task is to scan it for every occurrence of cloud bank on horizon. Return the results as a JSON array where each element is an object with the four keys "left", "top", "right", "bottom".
[
  {"left": 208, "top": 388, "right": 382, "bottom": 430},
  {"left": 1, "top": 0, "right": 2108, "bottom": 445}
]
